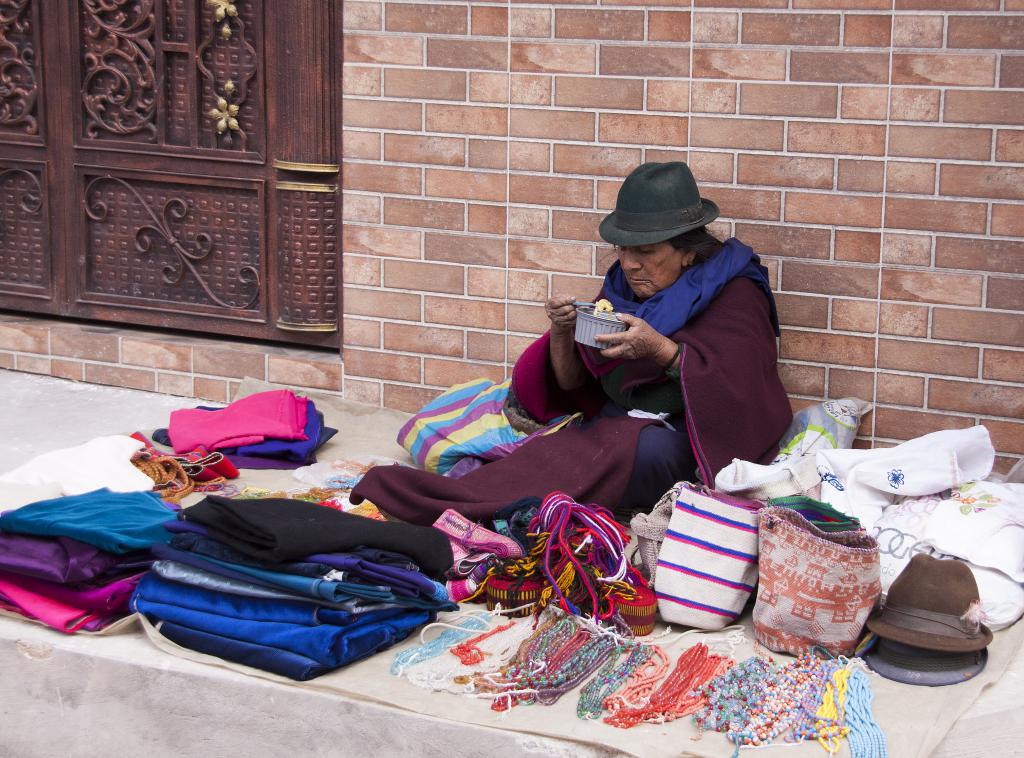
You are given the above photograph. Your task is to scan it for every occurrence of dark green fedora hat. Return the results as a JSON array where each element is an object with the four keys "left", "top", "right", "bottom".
[{"left": 599, "top": 161, "right": 719, "bottom": 247}]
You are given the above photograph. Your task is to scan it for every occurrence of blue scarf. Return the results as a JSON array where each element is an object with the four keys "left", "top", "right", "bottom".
[{"left": 601, "top": 237, "right": 779, "bottom": 337}]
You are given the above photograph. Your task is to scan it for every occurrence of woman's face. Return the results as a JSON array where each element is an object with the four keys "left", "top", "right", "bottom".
[{"left": 615, "top": 241, "right": 697, "bottom": 300}]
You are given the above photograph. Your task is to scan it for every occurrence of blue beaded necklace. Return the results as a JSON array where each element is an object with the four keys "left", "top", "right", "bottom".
[{"left": 846, "top": 668, "right": 888, "bottom": 758}]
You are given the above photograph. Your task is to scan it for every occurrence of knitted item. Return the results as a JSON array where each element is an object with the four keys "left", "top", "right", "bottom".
[
  {"left": 613, "top": 583, "right": 658, "bottom": 637},
  {"left": 754, "top": 507, "right": 881, "bottom": 656},
  {"left": 656, "top": 484, "right": 762, "bottom": 630},
  {"left": 629, "top": 482, "right": 681, "bottom": 584},
  {"left": 485, "top": 576, "right": 545, "bottom": 617}
]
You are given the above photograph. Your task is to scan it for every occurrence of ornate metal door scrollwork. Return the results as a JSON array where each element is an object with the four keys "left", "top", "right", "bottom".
[{"left": 84, "top": 175, "right": 260, "bottom": 310}]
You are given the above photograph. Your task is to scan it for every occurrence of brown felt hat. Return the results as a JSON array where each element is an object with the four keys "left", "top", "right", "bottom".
[{"left": 866, "top": 554, "right": 992, "bottom": 653}]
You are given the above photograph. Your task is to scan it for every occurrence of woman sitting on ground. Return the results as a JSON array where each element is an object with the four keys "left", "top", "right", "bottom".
[{"left": 352, "top": 162, "right": 792, "bottom": 524}]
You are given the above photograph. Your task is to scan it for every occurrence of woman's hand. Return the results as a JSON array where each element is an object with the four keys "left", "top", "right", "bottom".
[
  {"left": 596, "top": 313, "right": 678, "bottom": 366},
  {"left": 545, "top": 296, "right": 577, "bottom": 335}
]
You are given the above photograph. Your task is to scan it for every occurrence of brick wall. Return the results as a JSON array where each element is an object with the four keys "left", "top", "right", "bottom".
[{"left": 341, "top": 2, "right": 1024, "bottom": 472}]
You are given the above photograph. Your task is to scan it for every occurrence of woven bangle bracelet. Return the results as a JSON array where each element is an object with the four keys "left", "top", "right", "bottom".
[{"left": 663, "top": 343, "right": 681, "bottom": 370}]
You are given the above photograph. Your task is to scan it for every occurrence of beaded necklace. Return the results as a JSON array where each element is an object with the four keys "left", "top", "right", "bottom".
[
  {"left": 604, "top": 643, "right": 670, "bottom": 716},
  {"left": 576, "top": 642, "right": 654, "bottom": 720},
  {"left": 389, "top": 613, "right": 490, "bottom": 676},
  {"left": 450, "top": 621, "right": 516, "bottom": 665},
  {"left": 846, "top": 668, "right": 888, "bottom": 758}
]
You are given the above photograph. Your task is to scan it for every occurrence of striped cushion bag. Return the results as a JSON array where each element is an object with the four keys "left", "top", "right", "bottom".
[{"left": 655, "top": 484, "right": 763, "bottom": 630}]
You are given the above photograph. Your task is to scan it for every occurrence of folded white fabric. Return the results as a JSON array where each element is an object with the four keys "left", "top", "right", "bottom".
[
  {"left": 815, "top": 425, "right": 995, "bottom": 531},
  {"left": 714, "top": 454, "right": 820, "bottom": 501},
  {"left": 0, "top": 435, "right": 152, "bottom": 498},
  {"left": 0, "top": 481, "right": 64, "bottom": 511}
]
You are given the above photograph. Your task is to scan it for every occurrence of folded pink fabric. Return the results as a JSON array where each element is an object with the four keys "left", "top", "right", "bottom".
[
  {"left": 0, "top": 569, "right": 142, "bottom": 613},
  {"left": 167, "top": 390, "right": 309, "bottom": 454},
  {"left": 0, "top": 575, "right": 110, "bottom": 633}
]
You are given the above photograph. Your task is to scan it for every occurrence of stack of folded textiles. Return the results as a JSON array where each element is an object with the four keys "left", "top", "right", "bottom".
[
  {"left": 133, "top": 495, "right": 457, "bottom": 681},
  {"left": 152, "top": 390, "right": 337, "bottom": 470},
  {"left": 0, "top": 488, "right": 174, "bottom": 633}
]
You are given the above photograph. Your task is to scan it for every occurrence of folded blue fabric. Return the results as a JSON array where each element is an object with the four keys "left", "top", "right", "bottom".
[{"left": 0, "top": 489, "right": 174, "bottom": 553}]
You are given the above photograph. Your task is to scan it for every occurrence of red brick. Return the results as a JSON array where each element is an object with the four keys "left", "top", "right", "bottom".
[
  {"left": 469, "top": 73, "right": 509, "bottom": 105},
  {"left": 426, "top": 168, "right": 506, "bottom": 202},
  {"left": 697, "top": 0, "right": 787, "bottom": 6},
  {"left": 345, "top": 287, "right": 421, "bottom": 322},
  {"left": 775, "top": 293, "right": 829, "bottom": 328},
  {"left": 932, "top": 308, "right": 1024, "bottom": 348},
  {"left": 838, "top": 160, "right": 884, "bottom": 192},
  {"left": 596, "top": 180, "right": 621, "bottom": 211},
  {"left": 343, "top": 255, "right": 380, "bottom": 286},
  {"left": 344, "top": 2, "right": 381, "bottom": 31},
  {"left": 881, "top": 233, "right": 931, "bottom": 266},
  {"left": 785, "top": 193, "right": 882, "bottom": 228},
  {"left": 692, "top": 49, "right": 786, "bottom": 81},
  {"left": 425, "top": 296, "right": 505, "bottom": 329},
  {"left": 785, "top": 261, "right": 878, "bottom": 298},
  {"left": 555, "top": 9, "right": 644, "bottom": 40},
  {"left": 795, "top": 0, "right": 891, "bottom": 7},
  {"left": 510, "top": 74, "right": 550, "bottom": 106},
  {"left": 780, "top": 330, "right": 876, "bottom": 367},
  {"left": 599, "top": 113, "right": 688, "bottom": 147},
  {"left": 344, "top": 225, "right": 420, "bottom": 259},
  {"left": 0, "top": 321, "right": 48, "bottom": 352},
  {"left": 472, "top": 6, "right": 507, "bottom": 36},
  {"left": 886, "top": 197, "right": 987, "bottom": 234},
  {"left": 343, "top": 194, "right": 380, "bottom": 224},
  {"left": 789, "top": 122, "right": 885, "bottom": 156},
  {"left": 426, "top": 105, "right": 506, "bottom": 137},
  {"left": 512, "top": 43, "right": 595, "bottom": 74},
  {"left": 688, "top": 151, "right": 735, "bottom": 184},
  {"left": 469, "top": 204, "right": 506, "bottom": 235},
  {"left": 509, "top": 174, "right": 593, "bottom": 208},
  {"left": 424, "top": 232, "right": 505, "bottom": 267},
  {"left": 886, "top": 162, "right": 936, "bottom": 195},
  {"left": 554, "top": 77, "right": 643, "bottom": 109},
  {"left": 882, "top": 269, "right": 983, "bottom": 307},
  {"left": 1001, "top": 56, "right": 1024, "bottom": 89},
  {"left": 51, "top": 359, "right": 84, "bottom": 382},
  {"left": 343, "top": 131, "right": 381, "bottom": 160},
  {"left": 649, "top": 11, "right": 691, "bottom": 42},
  {"left": 508, "top": 270, "right": 548, "bottom": 302},
  {"left": 790, "top": 51, "right": 889, "bottom": 83},
  {"left": 384, "top": 198, "right": 464, "bottom": 231},
  {"left": 190, "top": 376, "right": 226, "bottom": 403},
  {"left": 876, "top": 373, "right": 926, "bottom": 407},
  {"left": 508, "top": 239, "right": 591, "bottom": 274},
  {"left": 893, "top": 53, "right": 996, "bottom": 87},
  {"left": 893, "top": 15, "right": 944, "bottom": 48},
  {"left": 467, "top": 140, "right": 506, "bottom": 170},
  {"left": 936, "top": 238, "right": 1024, "bottom": 276},
  {"left": 874, "top": 409, "right": 975, "bottom": 443},
  {"left": 552, "top": 211, "right": 604, "bottom": 243},
  {"left": 734, "top": 223, "right": 831, "bottom": 259},
  {"left": 889, "top": 88, "right": 940, "bottom": 122},
  {"left": 945, "top": 90, "right": 1024, "bottom": 125},
  {"left": 940, "top": 165, "right": 1024, "bottom": 201},
  {"left": 509, "top": 141, "right": 550, "bottom": 171},
  {"left": 384, "top": 135, "right": 464, "bottom": 167},
  {"left": 739, "top": 84, "right": 837, "bottom": 118},
  {"left": 553, "top": 144, "right": 642, "bottom": 178},
  {"left": 601, "top": 46, "right": 690, "bottom": 78},
  {"left": 268, "top": 356, "right": 343, "bottom": 392},
  {"left": 742, "top": 13, "right": 840, "bottom": 45},
  {"left": 844, "top": 14, "right": 892, "bottom": 46},
  {"left": 343, "top": 318, "right": 381, "bottom": 348},
  {"left": 779, "top": 362, "right": 826, "bottom": 396},
  {"left": 81, "top": 363, "right": 154, "bottom": 391},
  {"left": 828, "top": 369, "right": 873, "bottom": 403},
  {"left": 383, "top": 384, "right": 438, "bottom": 414},
  {"left": 384, "top": 260, "right": 464, "bottom": 294},
  {"left": 424, "top": 358, "right": 505, "bottom": 387},
  {"left": 345, "top": 348, "right": 420, "bottom": 383},
  {"left": 344, "top": 378, "right": 381, "bottom": 406},
  {"left": 879, "top": 302, "right": 928, "bottom": 337},
  {"left": 688, "top": 81, "right": 737, "bottom": 114},
  {"left": 888, "top": 125, "right": 991, "bottom": 161},
  {"left": 511, "top": 8, "right": 551, "bottom": 38},
  {"left": 467, "top": 266, "right": 506, "bottom": 298},
  {"left": 988, "top": 278, "right": 1024, "bottom": 311},
  {"left": 840, "top": 87, "right": 889, "bottom": 120},
  {"left": 996, "top": 131, "right": 1024, "bottom": 163},
  {"left": 467, "top": 331, "right": 505, "bottom": 362},
  {"left": 344, "top": 34, "right": 423, "bottom": 65},
  {"left": 508, "top": 206, "right": 549, "bottom": 237},
  {"left": 343, "top": 163, "right": 420, "bottom": 195},
  {"left": 737, "top": 155, "right": 833, "bottom": 190},
  {"left": 193, "top": 344, "right": 266, "bottom": 380},
  {"left": 343, "top": 99, "right": 421, "bottom": 130},
  {"left": 384, "top": 323, "right": 464, "bottom": 357},
  {"left": 510, "top": 108, "right": 594, "bottom": 141},
  {"left": 984, "top": 349, "right": 1024, "bottom": 382},
  {"left": 693, "top": 12, "right": 738, "bottom": 43},
  {"left": 649, "top": 80, "right": 693, "bottom": 113},
  {"left": 507, "top": 303, "right": 549, "bottom": 334},
  {"left": 831, "top": 298, "right": 878, "bottom": 332},
  {"left": 385, "top": 3, "right": 466, "bottom": 34},
  {"left": 877, "top": 339, "right": 979, "bottom": 377},
  {"left": 947, "top": 16, "right": 1024, "bottom": 49},
  {"left": 427, "top": 39, "right": 507, "bottom": 72},
  {"left": 51, "top": 328, "right": 118, "bottom": 361},
  {"left": 992, "top": 205, "right": 1024, "bottom": 237},
  {"left": 343, "top": 66, "right": 380, "bottom": 97},
  {"left": 931, "top": 380, "right": 1023, "bottom": 418},
  {"left": 691, "top": 117, "right": 783, "bottom": 150},
  {"left": 988, "top": 421, "right": 1024, "bottom": 457},
  {"left": 835, "top": 230, "right": 880, "bottom": 263},
  {"left": 895, "top": 0, "right": 998, "bottom": 8},
  {"left": 707, "top": 187, "right": 782, "bottom": 221}
]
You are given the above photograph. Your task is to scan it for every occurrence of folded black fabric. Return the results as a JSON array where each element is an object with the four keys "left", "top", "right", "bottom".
[{"left": 182, "top": 496, "right": 453, "bottom": 578}]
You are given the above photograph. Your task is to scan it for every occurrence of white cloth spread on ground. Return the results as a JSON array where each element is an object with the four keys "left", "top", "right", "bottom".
[{"left": 0, "top": 435, "right": 151, "bottom": 498}]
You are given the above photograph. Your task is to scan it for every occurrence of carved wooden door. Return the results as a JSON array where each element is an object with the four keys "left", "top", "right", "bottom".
[{"left": 0, "top": 0, "right": 341, "bottom": 347}]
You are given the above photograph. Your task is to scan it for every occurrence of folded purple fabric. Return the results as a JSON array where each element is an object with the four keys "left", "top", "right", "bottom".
[
  {"left": 0, "top": 569, "right": 143, "bottom": 613},
  {"left": 0, "top": 533, "right": 121, "bottom": 584}
]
